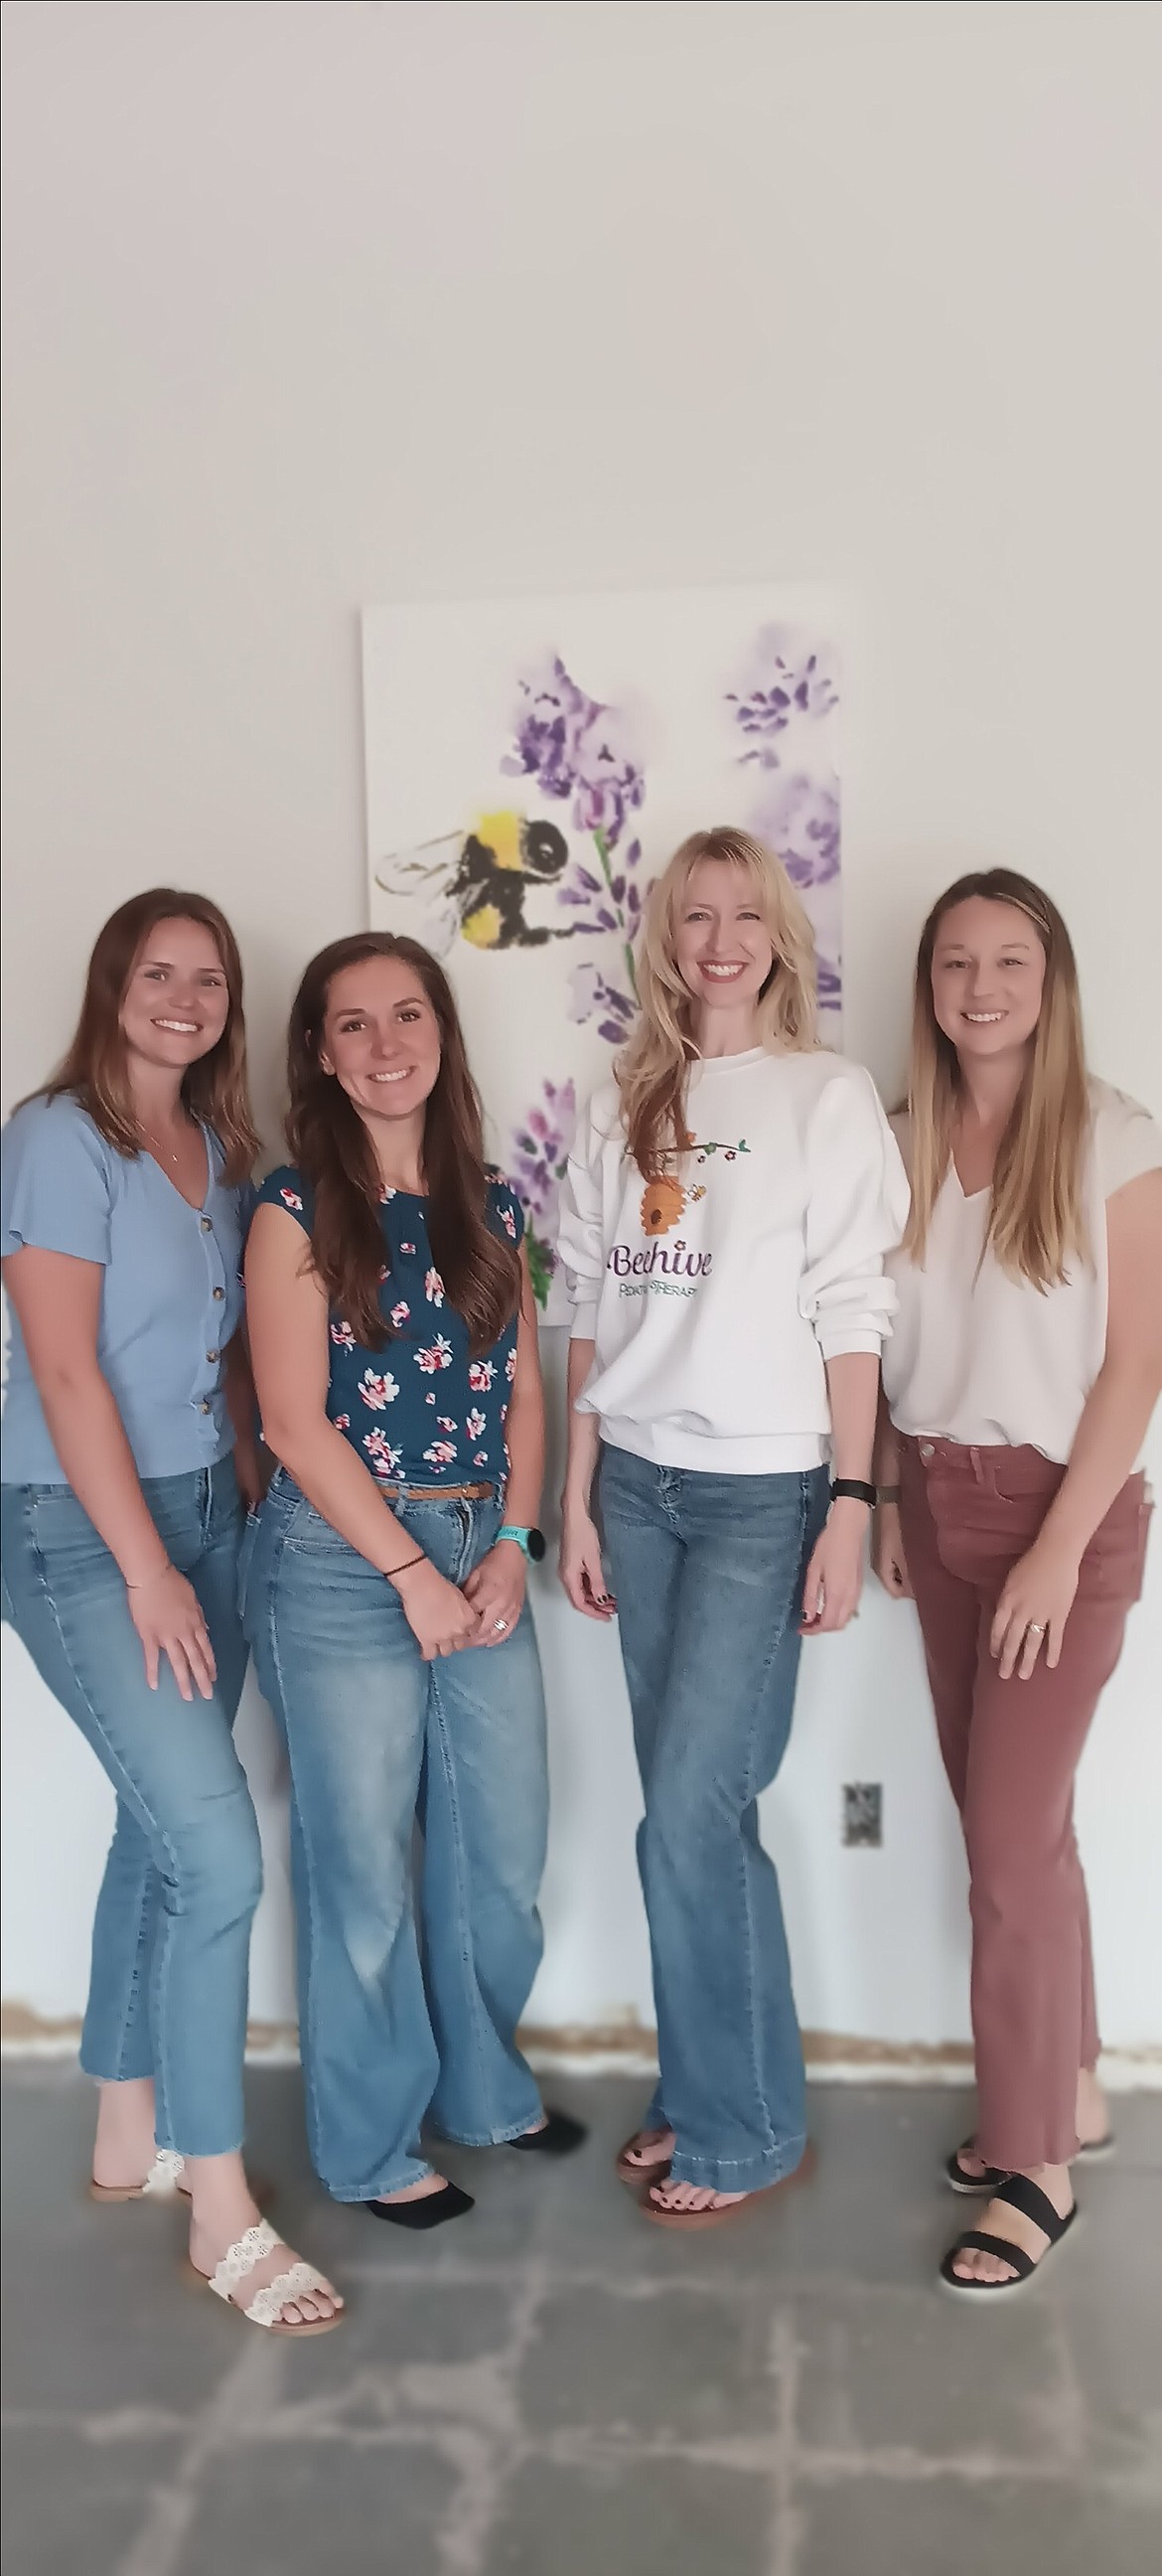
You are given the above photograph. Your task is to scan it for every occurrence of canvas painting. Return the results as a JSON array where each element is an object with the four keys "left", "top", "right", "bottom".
[{"left": 363, "top": 585, "right": 844, "bottom": 1320}]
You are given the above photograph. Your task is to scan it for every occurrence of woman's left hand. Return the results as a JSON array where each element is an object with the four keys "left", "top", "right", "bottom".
[
  {"left": 464, "top": 1541, "right": 527, "bottom": 1648},
  {"left": 800, "top": 1498, "right": 868, "bottom": 1635},
  {"left": 990, "top": 1537, "right": 1081, "bottom": 1679}
]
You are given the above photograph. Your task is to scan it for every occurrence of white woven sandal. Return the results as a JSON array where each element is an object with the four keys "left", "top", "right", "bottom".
[
  {"left": 90, "top": 2147, "right": 189, "bottom": 2204},
  {"left": 191, "top": 2218, "right": 343, "bottom": 2337}
]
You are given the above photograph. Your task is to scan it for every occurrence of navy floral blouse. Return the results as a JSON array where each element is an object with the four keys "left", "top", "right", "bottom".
[{"left": 257, "top": 1165, "right": 522, "bottom": 1488}]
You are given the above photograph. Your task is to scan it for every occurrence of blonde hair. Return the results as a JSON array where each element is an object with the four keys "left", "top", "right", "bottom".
[
  {"left": 618, "top": 826, "right": 818, "bottom": 1175},
  {"left": 904, "top": 868, "right": 1089, "bottom": 1288}
]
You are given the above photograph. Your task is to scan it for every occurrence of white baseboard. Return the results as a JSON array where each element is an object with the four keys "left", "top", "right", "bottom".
[{"left": 3, "top": 2007, "right": 1158, "bottom": 2088}]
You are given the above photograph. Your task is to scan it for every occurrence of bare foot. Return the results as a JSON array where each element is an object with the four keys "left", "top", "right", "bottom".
[
  {"left": 189, "top": 2202, "right": 343, "bottom": 2329},
  {"left": 91, "top": 2078, "right": 179, "bottom": 2193},
  {"left": 949, "top": 2163, "right": 1074, "bottom": 2285},
  {"left": 648, "top": 2178, "right": 747, "bottom": 2215},
  {"left": 620, "top": 2127, "right": 675, "bottom": 2173},
  {"left": 957, "top": 2067, "right": 1110, "bottom": 2180},
  {"left": 1076, "top": 2065, "right": 1109, "bottom": 2148}
]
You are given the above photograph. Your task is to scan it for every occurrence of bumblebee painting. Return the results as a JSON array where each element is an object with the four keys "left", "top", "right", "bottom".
[{"left": 374, "top": 811, "right": 586, "bottom": 959}]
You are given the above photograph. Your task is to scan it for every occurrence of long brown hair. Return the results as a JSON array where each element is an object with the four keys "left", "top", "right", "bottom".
[
  {"left": 37, "top": 888, "right": 258, "bottom": 1185},
  {"left": 904, "top": 868, "right": 1089, "bottom": 1287},
  {"left": 285, "top": 933, "right": 520, "bottom": 1353},
  {"left": 619, "top": 827, "right": 818, "bottom": 1176}
]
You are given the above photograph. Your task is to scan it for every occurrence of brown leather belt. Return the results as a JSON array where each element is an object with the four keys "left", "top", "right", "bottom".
[{"left": 379, "top": 1481, "right": 495, "bottom": 1502}]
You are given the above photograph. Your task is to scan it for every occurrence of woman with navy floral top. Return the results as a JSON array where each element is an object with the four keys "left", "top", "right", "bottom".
[{"left": 242, "top": 933, "right": 583, "bottom": 2229}]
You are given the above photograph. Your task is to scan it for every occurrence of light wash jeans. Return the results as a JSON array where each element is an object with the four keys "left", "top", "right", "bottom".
[
  {"left": 0, "top": 1457, "right": 257, "bottom": 2157},
  {"left": 240, "top": 1469, "right": 548, "bottom": 2201},
  {"left": 599, "top": 1443, "right": 830, "bottom": 2194}
]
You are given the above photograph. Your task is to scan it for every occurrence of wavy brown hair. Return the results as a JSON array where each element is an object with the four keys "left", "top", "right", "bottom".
[
  {"left": 36, "top": 888, "right": 258, "bottom": 1185},
  {"left": 904, "top": 868, "right": 1089, "bottom": 1288},
  {"left": 285, "top": 933, "right": 520, "bottom": 1354},
  {"left": 619, "top": 827, "right": 818, "bottom": 1175}
]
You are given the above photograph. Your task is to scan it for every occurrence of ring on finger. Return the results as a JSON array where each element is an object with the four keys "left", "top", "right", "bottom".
[{"left": 1025, "top": 1621, "right": 1045, "bottom": 1637}]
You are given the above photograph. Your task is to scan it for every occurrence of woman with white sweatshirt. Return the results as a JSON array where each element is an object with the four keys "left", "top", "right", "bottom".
[{"left": 557, "top": 827, "right": 908, "bottom": 2227}]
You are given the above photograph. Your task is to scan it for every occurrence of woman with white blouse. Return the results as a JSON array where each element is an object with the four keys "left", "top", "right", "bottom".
[
  {"left": 875, "top": 868, "right": 1162, "bottom": 2299},
  {"left": 557, "top": 827, "right": 908, "bottom": 2228}
]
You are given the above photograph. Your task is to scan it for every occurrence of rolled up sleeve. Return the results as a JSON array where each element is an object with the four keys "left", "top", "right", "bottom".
[{"left": 799, "top": 1071, "right": 910, "bottom": 1360}]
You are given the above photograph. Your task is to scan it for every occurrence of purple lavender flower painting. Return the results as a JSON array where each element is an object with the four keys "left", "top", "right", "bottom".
[
  {"left": 363, "top": 588, "right": 844, "bottom": 1311},
  {"left": 726, "top": 626, "right": 842, "bottom": 1015},
  {"left": 504, "top": 1076, "right": 577, "bottom": 1310}
]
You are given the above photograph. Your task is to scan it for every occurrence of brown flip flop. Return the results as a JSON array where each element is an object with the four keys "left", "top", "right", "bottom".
[
  {"left": 615, "top": 2128, "right": 673, "bottom": 2188},
  {"left": 642, "top": 2140, "right": 815, "bottom": 2228}
]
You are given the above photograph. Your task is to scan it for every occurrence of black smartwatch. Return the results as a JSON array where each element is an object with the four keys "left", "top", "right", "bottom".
[{"left": 830, "top": 1479, "right": 877, "bottom": 1509}]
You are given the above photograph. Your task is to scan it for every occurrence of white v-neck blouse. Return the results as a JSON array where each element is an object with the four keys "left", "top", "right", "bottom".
[{"left": 882, "top": 1080, "right": 1162, "bottom": 1462}]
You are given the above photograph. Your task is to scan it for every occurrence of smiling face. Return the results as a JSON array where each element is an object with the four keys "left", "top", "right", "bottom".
[
  {"left": 318, "top": 952, "right": 443, "bottom": 1127},
  {"left": 118, "top": 916, "right": 231, "bottom": 1075},
  {"left": 671, "top": 857, "right": 776, "bottom": 1029},
  {"left": 930, "top": 896, "right": 1047, "bottom": 1066}
]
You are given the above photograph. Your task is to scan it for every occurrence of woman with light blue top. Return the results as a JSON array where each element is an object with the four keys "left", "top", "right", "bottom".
[
  {"left": 241, "top": 931, "right": 584, "bottom": 2231},
  {"left": 1, "top": 889, "right": 342, "bottom": 2336}
]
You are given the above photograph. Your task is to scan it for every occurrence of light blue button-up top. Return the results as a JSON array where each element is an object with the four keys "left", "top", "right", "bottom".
[{"left": 1, "top": 1093, "right": 251, "bottom": 1485}]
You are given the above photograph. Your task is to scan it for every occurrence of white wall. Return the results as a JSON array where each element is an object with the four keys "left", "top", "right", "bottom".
[{"left": 3, "top": 0, "right": 1160, "bottom": 2050}]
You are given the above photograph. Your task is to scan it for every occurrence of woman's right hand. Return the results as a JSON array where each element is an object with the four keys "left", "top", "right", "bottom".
[
  {"left": 126, "top": 1566, "right": 218, "bottom": 1701},
  {"left": 871, "top": 1501, "right": 913, "bottom": 1599},
  {"left": 390, "top": 1559, "right": 478, "bottom": 1661},
  {"left": 558, "top": 1504, "right": 616, "bottom": 1620}
]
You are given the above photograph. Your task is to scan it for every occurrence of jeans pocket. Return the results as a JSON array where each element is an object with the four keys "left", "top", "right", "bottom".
[{"left": 1083, "top": 1499, "right": 1153, "bottom": 1609}]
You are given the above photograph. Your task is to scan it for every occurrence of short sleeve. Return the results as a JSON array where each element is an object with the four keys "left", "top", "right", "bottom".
[
  {"left": 255, "top": 1164, "right": 314, "bottom": 1235},
  {"left": 1092, "top": 1088, "right": 1162, "bottom": 1200},
  {"left": 0, "top": 1098, "right": 114, "bottom": 1267},
  {"left": 488, "top": 1178, "right": 525, "bottom": 1250}
]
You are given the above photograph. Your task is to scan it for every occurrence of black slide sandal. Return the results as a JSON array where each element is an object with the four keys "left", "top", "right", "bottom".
[
  {"left": 945, "top": 2142, "right": 1013, "bottom": 2196},
  {"left": 940, "top": 2173, "right": 1077, "bottom": 2300},
  {"left": 365, "top": 2181, "right": 475, "bottom": 2230},
  {"left": 946, "top": 2132, "right": 1116, "bottom": 2194}
]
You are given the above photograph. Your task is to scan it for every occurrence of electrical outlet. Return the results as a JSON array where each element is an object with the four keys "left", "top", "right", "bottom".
[{"left": 842, "top": 1783, "right": 883, "bottom": 1848}]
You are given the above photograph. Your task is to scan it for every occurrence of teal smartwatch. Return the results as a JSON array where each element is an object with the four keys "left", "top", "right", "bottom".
[{"left": 497, "top": 1524, "right": 546, "bottom": 1563}]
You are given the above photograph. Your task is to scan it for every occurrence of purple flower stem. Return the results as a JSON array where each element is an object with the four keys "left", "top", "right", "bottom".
[{"left": 593, "top": 829, "right": 638, "bottom": 999}]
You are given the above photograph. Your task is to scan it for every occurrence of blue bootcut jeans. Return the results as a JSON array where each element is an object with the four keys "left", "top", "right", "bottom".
[
  {"left": 0, "top": 1457, "right": 257, "bottom": 2157},
  {"left": 599, "top": 1443, "right": 830, "bottom": 2195},
  {"left": 240, "top": 1468, "right": 548, "bottom": 2201}
]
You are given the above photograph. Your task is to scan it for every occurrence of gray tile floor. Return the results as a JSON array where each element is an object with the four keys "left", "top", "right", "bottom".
[{"left": 2, "top": 2066, "right": 1160, "bottom": 2576}]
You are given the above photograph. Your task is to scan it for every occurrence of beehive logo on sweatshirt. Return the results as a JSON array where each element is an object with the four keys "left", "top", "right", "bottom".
[{"left": 640, "top": 1176, "right": 706, "bottom": 1238}]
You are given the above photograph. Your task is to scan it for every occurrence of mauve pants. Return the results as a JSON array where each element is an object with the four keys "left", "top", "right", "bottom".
[{"left": 898, "top": 1437, "right": 1151, "bottom": 2171}]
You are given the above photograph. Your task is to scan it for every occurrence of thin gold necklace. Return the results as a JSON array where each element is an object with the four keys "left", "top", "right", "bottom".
[{"left": 138, "top": 1121, "right": 191, "bottom": 1168}]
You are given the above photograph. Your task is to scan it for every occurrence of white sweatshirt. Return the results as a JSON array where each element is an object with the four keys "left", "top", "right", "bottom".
[{"left": 558, "top": 1045, "right": 910, "bottom": 1474}]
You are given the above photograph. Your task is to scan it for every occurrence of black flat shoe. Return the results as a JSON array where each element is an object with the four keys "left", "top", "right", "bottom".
[
  {"left": 508, "top": 2109, "right": 588, "bottom": 2157},
  {"left": 939, "top": 2174, "right": 1077, "bottom": 2300},
  {"left": 365, "top": 2181, "right": 475, "bottom": 2230}
]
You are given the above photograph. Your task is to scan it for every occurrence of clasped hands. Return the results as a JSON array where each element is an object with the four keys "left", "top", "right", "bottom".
[{"left": 393, "top": 1540, "right": 526, "bottom": 1663}]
